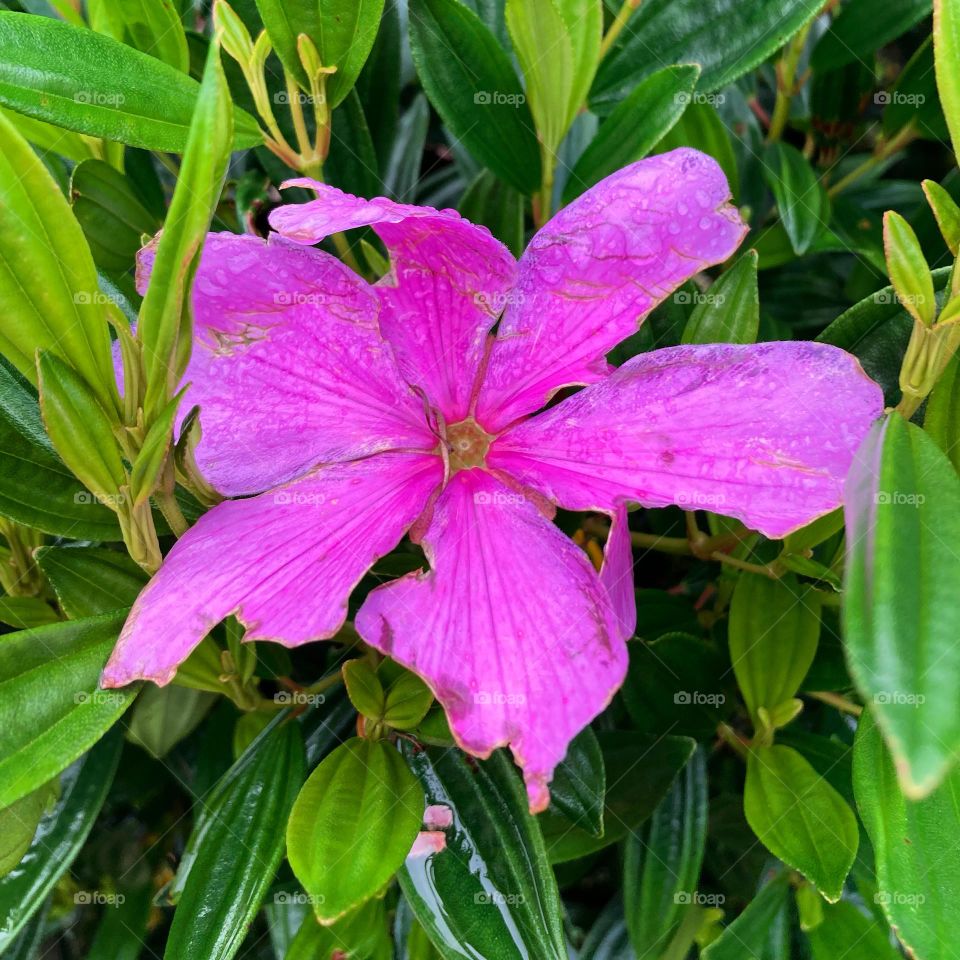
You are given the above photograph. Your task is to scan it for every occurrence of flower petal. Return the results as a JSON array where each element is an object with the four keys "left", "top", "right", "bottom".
[
  {"left": 488, "top": 342, "right": 884, "bottom": 539},
  {"left": 101, "top": 453, "right": 443, "bottom": 687},
  {"left": 475, "top": 148, "right": 747, "bottom": 430},
  {"left": 270, "top": 180, "right": 517, "bottom": 422},
  {"left": 355, "top": 469, "right": 627, "bottom": 812},
  {"left": 137, "top": 232, "right": 434, "bottom": 496},
  {"left": 600, "top": 505, "right": 636, "bottom": 642}
]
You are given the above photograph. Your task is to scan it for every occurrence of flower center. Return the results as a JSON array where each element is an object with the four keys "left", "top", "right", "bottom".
[{"left": 445, "top": 418, "right": 493, "bottom": 471}]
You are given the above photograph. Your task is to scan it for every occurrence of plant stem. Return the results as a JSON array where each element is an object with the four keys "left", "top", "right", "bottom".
[
  {"left": 807, "top": 690, "right": 863, "bottom": 716},
  {"left": 599, "top": 0, "right": 641, "bottom": 60},
  {"left": 827, "top": 122, "right": 918, "bottom": 197},
  {"left": 766, "top": 19, "right": 813, "bottom": 143}
]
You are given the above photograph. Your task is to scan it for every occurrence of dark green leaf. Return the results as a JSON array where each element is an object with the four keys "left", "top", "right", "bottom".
[
  {"left": 326, "top": 89, "right": 381, "bottom": 199},
  {"left": 806, "top": 899, "right": 901, "bottom": 960},
  {"left": 844, "top": 413, "right": 960, "bottom": 796},
  {"left": 408, "top": 0, "right": 541, "bottom": 194},
  {"left": 763, "top": 141, "right": 829, "bottom": 255},
  {"left": 458, "top": 169, "right": 524, "bottom": 257},
  {"left": 701, "top": 873, "right": 791, "bottom": 960},
  {"left": 400, "top": 746, "right": 567, "bottom": 960},
  {"left": 37, "top": 546, "right": 146, "bottom": 618},
  {"left": 681, "top": 250, "right": 759, "bottom": 345},
  {"left": 384, "top": 93, "right": 429, "bottom": 202},
  {"left": 655, "top": 99, "right": 739, "bottom": 200},
  {"left": 924, "top": 353, "right": 960, "bottom": 470},
  {"left": 546, "top": 726, "right": 605, "bottom": 837},
  {"left": 127, "top": 684, "right": 215, "bottom": 759},
  {"left": 0, "top": 12, "right": 260, "bottom": 150}
]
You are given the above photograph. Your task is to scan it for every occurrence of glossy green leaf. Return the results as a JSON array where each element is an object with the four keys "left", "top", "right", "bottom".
[
  {"left": 37, "top": 546, "right": 146, "bottom": 618},
  {"left": 288, "top": 737, "right": 423, "bottom": 924},
  {"left": 624, "top": 748, "right": 708, "bottom": 956},
  {"left": 70, "top": 159, "right": 159, "bottom": 275},
  {"left": 844, "top": 413, "right": 960, "bottom": 796},
  {"left": 343, "top": 658, "right": 386, "bottom": 719},
  {"left": 681, "top": 250, "right": 759, "bottom": 345},
  {"left": 37, "top": 351, "right": 126, "bottom": 507},
  {"left": 564, "top": 63, "right": 699, "bottom": 203},
  {"left": 383, "top": 92, "right": 429, "bottom": 202},
  {"left": 541, "top": 732, "right": 696, "bottom": 863},
  {"left": 0, "top": 730, "right": 121, "bottom": 950},
  {"left": 883, "top": 36, "right": 949, "bottom": 141},
  {"left": 127, "top": 684, "right": 215, "bottom": 759},
  {"left": 728, "top": 573, "right": 820, "bottom": 731},
  {"left": 0, "top": 596, "right": 59, "bottom": 629},
  {"left": 0, "top": 781, "right": 56, "bottom": 878},
  {"left": 0, "top": 12, "right": 260, "bottom": 150},
  {"left": 923, "top": 179, "right": 960, "bottom": 255},
  {"left": 382, "top": 669, "right": 434, "bottom": 731},
  {"left": 806, "top": 899, "right": 901, "bottom": 960},
  {"left": 327, "top": 89, "right": 381, "bottom": 199},
  {"left": 744, "top": 744, "right": 858, "bottom": 901},
  {"left": 287, "top": 898, "right": 392, "bottom": 960},
  {"left": 0, "top": 108, "right": 117, "bottom": 412},
  {"left": 0, "top": 359, "right": 120, "bottom": 539},
  {"left": 936, "top": 0, "right": 960, "bottom": 153},
  {"left": 400, "top": 745, "right": 567, "bottom": 960},
  {"left": 655, "top": 99, "right": 739, "bottom": 200},
  {"left": 883, "top": 211, "right": 936, "bottom": 326},
  {"left": 813, "top": 0, "right": 932, "bottom": 71},
  {"left": 164, "top": 720, "right": 305, "bottom": 960},
  {"left": 817, "top": 266, "right": 952, "bottom": 405},
  {"left": 546, "top": 726, "right": 605, "bottom": 837},
  {"left": 854, "top": 708, "right": 960, "bottom": 960},
  {"left": 252, "top": 0, "right": 384, "bottom": 106},
  {"left": 579, "top": 900, "right": 634, "bottom": 960},
  {"left": 506, "top": 0, "right": 601, "bottom": 155},
  {"left": 458, "top": 169, "right": 524, "bottom": 257},
  {"left": 925, "top": 353, "right": 960, "bottom": 470},
  {"left": 409, "top": 0, "right": 541, "bottom": 194},
  {"left": 701, "top": 873, "right": 791, "bottom": 960},
  {"left": 88, "top": 0, "right": 190, "bottom": 72},
  {"left": 355, "top": 0, "right": 401, "bottom": 168},
  {"left": 763, "top": 141, "right": 828, "bottom": 256},
  {"left": 592, "top": 0, "right": 822, "bottom": 110},
  {"left": 0, "top": 612, "right": 137, "bottom": 807},
  {"left": 138, "top": 42, "right": 233, "bottom": 421}
]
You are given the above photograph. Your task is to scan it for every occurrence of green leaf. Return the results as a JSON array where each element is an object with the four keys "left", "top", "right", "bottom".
[
  {"left": 506, "top": 0, "right": 601, "bottom": 155},
  {"left": 355, "top": 0, "right": 401, "bottom": 168},
  {"left": 37, "top": 351, "right": 126, "bottom": 507},
  {"left": 287, "top": 898, "right": 392, "bottom": 960},
  {"left": 925, "top": 353, "right": 960, "bottom": 470},
  {"left": 127, "top": 684, "right": 215, "bottom": 759},
  {"left": 624, "top": 748, "right": 708, "bottom": 956},
  {"left": 343, "top": 658, "right": 386, "bottom": 719},
  {"left": 763, "top": 141, "right": 829, "bottom": 256},
  {"left": 86, "top": 880, "right": 154, "bottom": 960},
  {"left": 138, "top": 42, "right": 233, "bottom": 421},
  {"left": 164, "top": 720, "right": 305, "bottom": 960},
  {"left": 0, "top": 109, "right": 118, "bottom": 413},
  {"left": 541, "top": 732, "right": 697, "bottom": 863},
  {"left": 844, "top": 413, "right": 960, "bottom": 795},
  {"left": 252, "top": 0, "right": 384, "bottom": 106},
  {"left": 409, "top": 0, "right": 541, "bottom": 194},
  {"left": 383, "top": 92, "right": 429, "bottom": 202},
  {"left": 0, "top": 612, "right": 137, "bottom": 807},
  {"left": 0, "top": 781, "right": 56, "bottom": 878},
  {"left": 0, "top": 730, "right": 121, "bottom": 950},
  {"left": 88, "top": 0, "right": 190, "bottom": 72},
  {"left": 0, "top": 359, "right": 120, "bottom": 539},
  {"left": 728, "top": 573, "right": 820, "bottom": 731},
  {"left": 681, "top": 250, "right": 759, "bottom": 345},
  {"left": 655, "top": 99, "right": 739, "bottom": 201},
  {"left": 854, "top": 708, "right": 960, "bottom": 960},
  {"left": 923, "top": 179, "right": 960, "bottom": 255},
  {"left": 883, "top": 36, "right": 949, "bottom": 142},
  {"left": 592, "top": 0, "right": 822, "bottom": 110},
  {"left": 458, "top": 169, "right": 524, "bottom": 257},
  {"left": 883, "top": 211, "right": 936, "bottom": 326},
  {"left": 70, "top": 159, "right": 160, "bottom": 275},
  {"left": 805, "top": 899, "right": 901, "bottom": 960},
  {"left": 382, "top": 669, "right": 434, "bottom": 731},
  {"left": 701, "top": 873, "right": 791, "bottom": 960},
  {"left": 36, "top": 546, "right": 146, "bottom": 618},
  {"left": 936, "top": 0, "right": 960, "bottom": 155},
  {"left": 0, "top": 596, "right": 59, "bottom": 630},
  {"left": 326, "top": 89, "right": 381, "bottom": 199},
  {"left": 813, "top": 0, "right": 932, "bottom": 72},
  {"left": 130, "top": 389, "right": 184, "bottom": 505},
  {"left": 744, "top": 744, "right": 858, "bottom": 901},
  {"left": 546, "top": 726, "right": 605, "bottom": 837},
  {"left": 817, "top": 266, "right": 952, "bottom": 405},
  {"left": 287, "top": 737, "right": 424, "bottom": 924},
  {"left": 0, "top": 12, "right": 260, "bottom": 151},
  {"left": 0, "top": 105, "right": 96, "bottom": 163},
  {"left": 400, "top": 745, "right": 567, "bottom": 960},
  {"left": 564, "top": 63, "right": 699, "bottom": 203}
]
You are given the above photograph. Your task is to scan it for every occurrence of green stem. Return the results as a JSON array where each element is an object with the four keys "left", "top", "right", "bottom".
[
  {"left": 827, "top": 123, "right": 918, "bottom": 197},
  {"left": 534, "top": 147, "right": 556, "bottom": 229},
  {"left": 766, "top": 19, "right": 813, "bottom": 144},
  {"left": 599, "top": 0, "right": 641, "bottom": 60}
]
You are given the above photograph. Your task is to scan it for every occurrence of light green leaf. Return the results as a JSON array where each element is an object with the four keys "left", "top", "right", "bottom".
[
  {"left": 936, "top": 0, "right": 960, "bottom": 155},
  {"left": 883, "top": 211, "right": 936, "bottom": 326},
  {"left": 924, "top": 353, "right": 960, "bottom": 470},
  {"left": 806, "top": 899, "right": 901, "bottom": 960},
  {"left": 844, "top": 413, "right": 960, "bottom": 796},
  {"left": 0, "top": 781, "right": 57, "bottom": 878},
  {"left": 88, "top": 0, "right": 190, "bottom": 72},
  {"left": 745, "top": 745, "right": 858, "bottom": 902},
  {"left": 923, "top": 179, "right": 960, "bottom": 255}
]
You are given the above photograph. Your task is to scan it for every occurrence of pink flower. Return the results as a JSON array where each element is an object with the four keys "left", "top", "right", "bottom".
[{"left": 102, "top": 149, "right": 883, "bottom": 810}]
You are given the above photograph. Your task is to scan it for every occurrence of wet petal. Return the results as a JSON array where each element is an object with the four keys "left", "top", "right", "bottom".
[
  {"left": 489, "top": 342, "right": 884, "bottom": 539},
  {"left": 270, "top": 180, "right": 517, "bottom": 422},
  {"left": 137, "top": 232, "right": 433, "bottom": 497},
  {"left": 600, "top": 505, "right": 636, "bottom": 642},
  {"left": 355, "top": 469, "right": 627, "bottom": 812},
  {"left": 475, "top": 149, "right": 746, "bottom": 430},
  {"left": 102, "top": 453, "right": 443, "bottom": 687}
]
